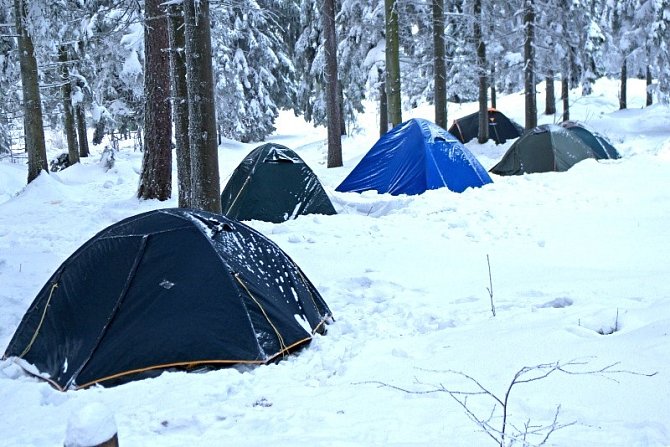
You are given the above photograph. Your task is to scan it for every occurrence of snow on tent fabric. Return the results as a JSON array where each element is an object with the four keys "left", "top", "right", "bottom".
[
  {"left": 220, "top": 143, "right": 336, "bottom": 223},
  {"left": 489, "top": 124, "right": 599, "bottom": 176},
  {"left": 559, "top": 121, "right": 621, "bottom": 160},
  {"left": 335, "top": 118, "right": 493, "bottom": 196},
  {"left": 2, "top": 208, "right": 332, "bottom": 390},
  {"left": 448, "top": 109, "right": 524, "bottom": 145}
]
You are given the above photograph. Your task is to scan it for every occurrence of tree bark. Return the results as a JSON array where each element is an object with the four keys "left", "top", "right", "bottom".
[
  {"left": 523, "top": 0, "right": 537, "bottom": 129},
  {"left": 183, "top": 0, "right": 221, "bottom": 213},
  {"left": 138, "top": 0, "right": 173, "bottom": 201},
  {"left": 490, "top": 64, "right": 497, "bottom": 109},
  {"left": 58, "top": 45, "right": 79, "bottom": 165},
  {"left": 14, "top": 0, "right": 47, "bottom": 183},
  {"left": 75, "top": 103, "right": 90, "bottom": 158},
  {"left": 384, "top": 0, "right": 402, "bottom": 127},
  {"left": 646, "top": 65, "right": 652, "bottom": 106},
  {"left": 378, "top": 67, "right": 388, "bottom": 136},
  {"left": 561, "top": 75, "right": 570, "bottom": 122},
  {"left": 432, "top": 0, "right": 447, "bottom": 129},
  {"left": 619, "top": 59, "right": 627, "bottom": 110},
  {"left": 545, "top": 71, "right": 556, "bottom": 115},
  {"left": 474, "top": 0, "right": 488, "bottom": 143},
  {"left": 168, "top": 4, "right": 192, "bottom": 208},
  {"left": 321, "top": 0, "right": 342, "bottom": 168}
]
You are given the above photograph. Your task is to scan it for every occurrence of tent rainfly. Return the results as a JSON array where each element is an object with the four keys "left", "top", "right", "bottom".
[
  {"left": 489, "top": 124, "right": 599, "bottom": 176},
  {"left": 221, "top": 143, "right": 336, "bottom": 223},
  {"left": 3, "top": 208, "right": 333, "bottom": 390},
  {"left": 336, "top": 118, "right": 493, "bottom": 196},
  {"left": 560, "top": 121, "right": 621, "bottom": 160}
]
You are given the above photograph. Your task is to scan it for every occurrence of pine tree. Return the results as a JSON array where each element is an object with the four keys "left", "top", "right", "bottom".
[
  {"left": 385, "top": 0, "right": 402, "bottom": 127},
  {"left": 138, "top": 0, "right": 172, "bottom": 201},
  {"left": 14, "top": 0, "right": 48, "bottom": 182},
  {"left": 432, "top": 0, "right": 447, "bottom": 128},
  {"left": 167, "top": 3, "right": 191, "bottom": 208},
  {"left": 184, "top": 0, "right": 221, "bottom": 213},
  {"left": 321, "top": 0, "right": 343, "bottom": 167}
]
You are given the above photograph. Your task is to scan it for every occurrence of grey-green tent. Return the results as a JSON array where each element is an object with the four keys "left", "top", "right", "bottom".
[
  {"left": 221, "top": 143, "right": 336, "bottom": 223},
  {"left": 489, "top": 124, "right": 598, "bottom": 176}
]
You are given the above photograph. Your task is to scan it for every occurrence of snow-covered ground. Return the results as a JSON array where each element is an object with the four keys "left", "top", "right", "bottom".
[{"left": 1, "top": 78, "right": 669, "bottom": 446}]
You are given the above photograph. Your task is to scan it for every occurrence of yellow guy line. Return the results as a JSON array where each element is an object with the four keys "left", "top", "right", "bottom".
[
  {"left": 234, "top": 274, "right": 288, "bottom": 355},
  {"left": 20, "top": 283, "right": 58, "bottom": 358}
]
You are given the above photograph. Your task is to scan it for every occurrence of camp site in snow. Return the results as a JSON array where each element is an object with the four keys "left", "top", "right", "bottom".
[{"left": 1, "top": 0, "right": 670, "bottom": 444}]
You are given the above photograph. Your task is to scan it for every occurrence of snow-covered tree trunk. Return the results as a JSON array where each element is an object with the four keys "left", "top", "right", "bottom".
[
  {"left": 14, "top": 0, "right": 47, "bottom": 183},
  {"left": 561, "top": 76, "right": 569, "bottom": 121},
  {"left": 378, "top": 68, "right": 388, "bottom": 136},
  {"left": 321, "top": 0, "right": 342, "bottom": 168},
  {"left": 620, "top": 59, "right": 627, "bottom": 110},
  {"left": 385, "top": 0, "right": 402, "bottom": 127},
  {"left": 474, "top": 0, "right": 488, "bottom": 143},
  {"left": 184, "top": 0, "right": 221, "bottom": 213},
  {"left": 59, "top": 45, "right": 79, "bottom": 166},
  {"left": 138, "top": 0, "right": 173, "bottom": 201},
  {"left": 545, "top": 71, "right": 556, "bottom": 115},
  {"left": 75, "top": 103, "right": 90, "bottom": 158},
  {"left": 523, "top": 0, "right": 537, "bottom": 129},
  {"left": 490, "top": 64, "right": 497, "bottom": 109},
  {"left": 646, "top": 65, "right": 653, "bottom": 106},
  {"left": 432, "top": 0, "right": 447, "bottom": 128},
  {"left": 168, "top": 4, "right": 191, "bottom": 208}
]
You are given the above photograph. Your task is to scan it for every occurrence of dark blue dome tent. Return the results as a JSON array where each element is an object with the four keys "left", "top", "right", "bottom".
[
  {"left": 221, "top": 143, "right": 337, "bottom": 223},
  {"left": 3, "top": 208, "right": 332, "bottom": 390},
  {"left": 449, "top": 108, "right": 524, "bottom": 145},
  {"left": 336, "top": 118, "right": 492, "bottom": 196}
]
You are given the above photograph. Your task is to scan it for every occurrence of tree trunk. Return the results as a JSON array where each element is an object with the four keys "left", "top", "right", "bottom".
[
  {"left": 58, "top": 45, "right": 79, "bottom": 165},
  {"left": 545, "top": 71, "right": 556, "bottom": 115},
  {"left": 490, "top": 64, "right": 497, "bottom": 109},
  {"left": 561, "top": 75, "right": 569, "bottom": 122},
  {"left": 646, "top": 65, "right": 653, "bottom": 106},
  {"left": 138, "top": 0, "right": 173, "bottom": 201},
  {"left": 523, "top": 0, "right": 537, "bottom": 130},
  {"left": 619, "top": 59, "right": 627, "bottom": 110},
  {"left": 339, "top": 85, "right": 347, "bottom": 136},
  {"left": 168, "top": 4, "right": 192, "bottom": 208},
  {"left": 183, "top": 0, "right": 221, "bottom": 213},
  {"left": 321, "top": 0, "right": 342, "bottom": 168},
  {"left": 378, "top": 68, "right": 388, "bottom": 136},
  {"left": 432, "top": 0, "right": 447, "bottom": 129},
  {"left": 75, "top": 104, "right": 90, "bottom": 158},
  {"left": 474, "top": 0, "right": 488, "bottom": 143},
  {"left": 384, "top": 0, "right": 402, "bottom": 127},
  {"left": 569, "top": 48, "right": 579, "bottom": 88},
  {"left": 14, "top": 0, "right": 47, "bottom": 183}
]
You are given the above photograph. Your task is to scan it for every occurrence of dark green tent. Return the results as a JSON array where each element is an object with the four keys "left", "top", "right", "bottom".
[
  {"left": 3, "top": 209, "right": 332, "bottom": 390},
  {"left": 560, "top": 121, "right": 621, "bottom": 160},
  {"left": 448, "top": 109, "right": 524, "bottom": 145},
  {"left": 221, "top": 143, "right": 336, "bottom": 223},
  {"left": 490, "top": 124, "right": 598, "bottom": 176}
]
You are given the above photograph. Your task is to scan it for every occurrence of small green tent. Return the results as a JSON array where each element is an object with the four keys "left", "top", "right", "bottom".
[
  {"left": 490, "top": 124, "right": 598, "bottom": 176},
  {"left": 221, "top": 143, "right": 336, "bottom": 223}
]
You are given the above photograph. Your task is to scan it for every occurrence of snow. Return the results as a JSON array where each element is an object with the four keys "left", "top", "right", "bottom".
[
  {"left": 1, "top": 77, "right": 669, "bottom": 446},
  {"left": 64, "top": 402, "right": 117, "bottom": 447}
]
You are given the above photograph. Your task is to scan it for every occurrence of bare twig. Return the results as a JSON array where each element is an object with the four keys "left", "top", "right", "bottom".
[
  {"left": 359, "top": 359, "right": 657, "bottom": 447},
  {"left": 486, "top": 254, "right": 496, "bottom": 317}
]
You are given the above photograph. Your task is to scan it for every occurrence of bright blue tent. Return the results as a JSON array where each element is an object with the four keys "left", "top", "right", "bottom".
[{"left": 336, "top": 118, "right": 493, "bottom": 196}]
